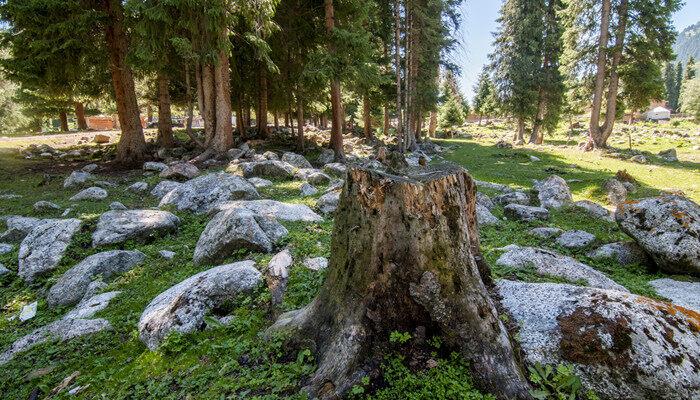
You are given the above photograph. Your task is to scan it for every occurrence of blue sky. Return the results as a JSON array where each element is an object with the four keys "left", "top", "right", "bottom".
[{"left": 455, "top": 1, "right": 700, "bottom": 101}]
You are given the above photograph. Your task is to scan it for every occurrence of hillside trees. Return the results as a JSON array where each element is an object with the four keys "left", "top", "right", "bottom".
[{"left": 472, "top": 68, "right": 498, "bottom": 125}]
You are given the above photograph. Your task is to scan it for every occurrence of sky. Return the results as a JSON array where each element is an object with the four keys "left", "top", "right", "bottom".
[{"left": 455, "top": 1, "right": 700, "bottom": 101}]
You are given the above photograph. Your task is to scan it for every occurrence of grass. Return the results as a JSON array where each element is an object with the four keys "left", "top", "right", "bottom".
[{"left": 0, "top": 119, "right": 698, "bottom": 399}]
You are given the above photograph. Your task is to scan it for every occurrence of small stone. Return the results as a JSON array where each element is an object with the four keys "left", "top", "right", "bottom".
[
  {"left": 529, "top": 155, "right": 540, "bottom": 162},
  {"left": 534, "top": 175, "right": 572, "bottom": 209},
  {"left": 555, "top": 230, "right": 595, "bottom": 249},
  {"left": 159, "top": 162, "right": 200, "bottom": 181},
  {"left": 587, "top": 242, "right": 650, "bottom": 266},
  {"left": 159, "top": 250, "right": 175, "bottom": 260},
  {"left": 657, "top": 149, "right": 678, "bottom": 162},
  {"left": 317, "top": 191, "right": 340, "bottom": 215},
  {"left": 262, "top": 151, "right": 279, "bottom": 160},
  {"left": 300, "top": 183, "right": 318, "bottom": 197},
  {"left": 303, "top": 257, "right": 328, "bottom": 271},
  {"left": 143, "top": 161, "right": 168, "bottom": 172},
  {"left": 19, "top": 301, "right": 37, "bottom": 322},
  {"left": 630, "top": 154, "right": 648, "bottom": 164},
  {"left": 93, "top": 134, "right": 110, "bottom": 144},
  {"left": 0, "top": 243, "right": 12, "bottom": 255},
  {"left": 109, "top": 201, "right": 127, "bottom": 211},
  {"left": 0, "top": 264, "right": 10, "bottom": 276},
  {"left": 127, "top": 181, "right": 148, "bottom": 193},
  {"left": 573, "top": 200, "right": 613, "bottom": 221},
  {"left": 323, "top": 163, "right": 347, "bottom": 177},
  {"left": 503, "top": 204, "right": 549, "bottom": 222},
  {"left": 493, "top": 191, "right": 530, "bottom": 206},
  {"left": 150, "top": 180, "right": 181, "bottom": 199},
  {"left": 33, "top": 201, "right": 61, "bottom": 212},
  {"left": 70, "top": 187, "right": 108, "bottom": 201},
  {"left": 81, "top": 164, "right": 98, "bottom": 173},
  {"left": 248, "top": 177, "right": 273, "bottom": 188},
  {"left": 63, "top": 171, "right": 93, "bottom": 189},
  {"left": 476, "top": 204, "right": 500, "bottom": 226},
  {"left": 282, "top": 152, "right": 312, "bottom": 169},
  {"left": 92, "top": 210, "right": 180, "bottom": 247}
]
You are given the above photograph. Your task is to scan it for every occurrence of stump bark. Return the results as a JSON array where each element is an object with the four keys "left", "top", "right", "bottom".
[{"left": 268, "top": 165, "right": 531, "bottom": 399}]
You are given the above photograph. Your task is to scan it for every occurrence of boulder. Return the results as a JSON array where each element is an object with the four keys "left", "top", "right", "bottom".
[
  {"left": 159, "top": 162, "right": 200, "bottom": 181},
  {"left": 47, "top": 250, "right": 145, "bottom": 307},
  {"left": 503, "top": 204, "right": 549, "bottom": 222},
  {"left": 474, "top": 180, "right": 513, "bottom": 193},
  {"left": 213, "top": 200, "right": 323, "bottom": 223},
  {"left": 18, "top": 219, "right": 82, "bottom": 283},
  {"left": 555, "top": 230, "right": 596, "bottom": 249},
  {"left": 267, "top": 249, "right": 293, "bottom": 305},
  {"left": 63, "top": 171, "right": 93, "bottom": 188},
  {"left": 0, "top": 292, "right": 118, "bottom": 366},
  {"left": 33, "top": 201, "right": 61, "bottom": 212},
  {"left": 616, "top": 195, "right": 700, "bottom": 276},
  {"left": 496, "top": 246, "right": 626, "bottom": 291},
  {"left": 497, "top": 280, "right": 700, "bottom": 399},
  {"left": 93, "top": 134, "right": 110, "bottom": 144},
  {"left": 323, "top": 163, "right": 347, "bottom": 177},
  {"left": 303, "top": 257, "right": 328, "bottom": 271},
  {"left": 493, "top": 191, "right": 530, "bottom": 206},
  {"left": 19, "top": 301, "right": 37, "bottom": 322},
  {"left": 0, "top": 264, "right": 10, "bottom": 276},
  {"left": 476, "top": 204, "right": 500, "bottom": 226},
  {"left": 159, "top": 250, "right": 175, "bottom": 260},
  {"left": 317, "top": 191, "right": 340, "bottom": 215},
  {"left": 138, "top": 261, "right": 262, "bottom": 350},
  {"left": 587, "top": 242, "right": 650, "bottom": 266},
  {"left": 0, "top": 243, "right": 12, "bottom": 255},
  {"left": 649, "top": 278, "right": 700, "bottom": 313},
  {"left": 143, "top": 161, "right": 168, "bottom": 172},
  {"left": 529, "top": 227, "right": 562, "bottom": 239},
  {"left": 0, "top": 216, "right": 43, "bottom": 242},
  {"left": 294, "top": 168, "right": 332, "bottom": 185},
  {"left": 658, "top": 148, "right": 678, "bottom": 162},
  {"left": 82, "top": 164, "right": 98, "bottom": 173},
  {"left": 194, "top": 208, "right": 288, "bottom": 264},
  {"left": 92, "top": 210, "right": 180, "bottom": 246},
  {"left": 235, "top": 160, "right": 295, "bottom": 180},
  {"left": 127, "top": 181, "right": 148, "bottom": 193},
  {"left": 604, "top": 179, "right": 628, "bottom": 206},
  {"left": 150, "top": 180, "right": 182, "bottom": 199},
  {"left": 534, "top": 175, "right": 572, "bottom": 209},
  {"left": 573, "top": 200, "right": 613, "bottom": 221},
  {"left": 227, "top": 148, "right": 245, "bottom": 160},
  {"left": 109, "top": 201, "right": 127, "bottom": 211},
  {"left": 159, "top": 172, "right": 259, "bottom": 214},
  {"left": 282, "top": 152, "right": 312, "bottom": 169},
  {"left": 630, "top": 154, "right": 648, "bottom": 164},
  {"left": 476, "top": 192, "right": 495, "bottom": 210},
  {"left": 69, "top": 187, "right": 108, "bottom": 201},
  {"left": 300, "top": 183, "right": 318, "bottom": 197},
  {"left": 248, "top": 177, "right": 272, "bottom": 188},
  {"left": 318, "top": 149, "right": 335, "bottom": 165}
]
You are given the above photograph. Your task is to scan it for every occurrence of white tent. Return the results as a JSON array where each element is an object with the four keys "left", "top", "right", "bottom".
[{"left": 644, "top": 106, "right": 671, "bottom": 121}]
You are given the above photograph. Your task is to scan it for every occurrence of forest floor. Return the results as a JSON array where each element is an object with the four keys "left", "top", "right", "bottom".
[{"left": 0, "top": 119, "right": 698, "bottom": 399}]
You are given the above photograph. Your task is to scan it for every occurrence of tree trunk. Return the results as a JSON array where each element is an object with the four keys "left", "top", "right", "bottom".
[
  {"left": 59, "top": 111, "right": 69, "bottom": 132},
  {"left": 274, "top": 112, "right": 279, "bottom": 130},
  {"left": 325, "top": 0, "right": 345, "bottom": 161},
  {"left": 514, "top": 117, "right": 525, "bottom": 144},
  {"left": 321, "top": 114, "right": 328, "bottom": 130},
  {"left": 184, "top": 63, "right": 204, "bottom": 148},
  {"left": 363, "top": 95, "right": 373, "bottom": 140},
  {"left": 296, "top": 102, "right": 304, "bottom": 152},
  {"left": 157, "top": 73, "right": 175, "bottom": 148},
  {"left": 428, "top": 110, "right": 437, "bottom": 137},
  {"left": 285, "top": 112, "right": 290, "bottom": 128},
  {"left": 268, "top": 165, "right": 531, "bottom": 400},
  {"left": 529, "top": 90, "right": 546, "bottom": 145},
  {"left": 258, "top": 69, "right": 269, "bottom": 138},
  {"left": 102, "top": 0, "right": 146, "bottom": 166},
  {"left": 75, "top": 102, "right": 88, "bottom": 131},
  {"left": 587, "top": 0, "right": 612, "bottom": 149},
  {"left": 598, "top": 0, "right": 628, "bottom": 144},
  {"left": 394, "top": 0, "right": 404, "bottom": 152},
  {"left": 383, "top": 106, "right": 390, "bottom": 135},
  {"left": 210, "top": 48, "right": 233, "bottom": 153},
  {"left": 236, "top": 102, "right": 245, "bottom": 139}
]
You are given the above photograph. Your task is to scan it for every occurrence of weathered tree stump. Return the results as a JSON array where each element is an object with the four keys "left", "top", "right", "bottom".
[{"left": 268, "top": 165, "right": 531, "bottom": 399}]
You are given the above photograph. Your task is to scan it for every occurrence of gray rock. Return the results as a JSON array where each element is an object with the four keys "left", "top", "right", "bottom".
[
  {"left": 33, "top": 201, "right": 61, "bottom": 212},
  {"left": 159, "top": 162, "right": 200, "bottom": 181},
  {"left": 476, "top": 204, "right": 500, "bottom": 226},
  {"left": 326, "top": 179, "right": 344, "bottom": 193},
  {"left": 658, "top": 149, "right": 678, "bottom": 162},
  {"left": 616, "top": 195, "right": 700, "bottom": 276},
  {"left": 194, "top": 209, "right": 288, "bottom": 264},
  {"left": 555, "top": 230, "right": 596, "bottom": 249},
  {"left": 19, "top": 301, "right": 37, "bottom": 322},
  {"left": 159, "top": 250, "right": 175, "bottom": 260},
  {"left": 282, "top": 152, "right": 312, "bottom": 169},
  {"left": 63, "top": 171, "right": 93, "bottom": 188},
  {"left": 322, "top": 163, "right": 347, "bottom": 177},
  {"left": 294, "top": 168, "right": 332, "bottom": 185},
  {"left": 497, "top": 280, "right": 700, "bottom": 399},
  {"left": 109, "top": 201, "right": 127, "bottom": 211},
  {"left": 649, "top": 278, "right": 700, "bottom": 313},
  {"left": 150, "top": 180, "right": 182, "bottom": 199},
  {"left": 81, "top": 280, "right": 108, "bottom": 301},
  {"left": 262, "top": 151, "right": 279, "bottom": 160},
  {"left": 138, "top": 261, "right": 262, "bottom": 350},
  {"left": 47, "top": 250, "right": 145, "bottom": 307},
  {"left": 573, "top": 200, "right": 613, "bottom": 221},
  {"left": 630, "top": 154, "right": 648, "bottom": 164},
  {"left": 0, "top": 243, "right": 12, "bottom": 255},
  {"left": 0, "top": 216, "right": 43, "bottom": 242},
  {"left": 159, "top": 172, "right": 259, "bottom": 214},
  {"left": 127, "top": 181, "right": 148, "bottom": 193},
  {"left": 503, "top": 204, "right": 549, "bottom": 222},
  {"left": 0, "top": 264, "right": 10, "bottom": 276},
  {"left": 587, "top": 242, "right": 650, "bottom": 266},
  {"left": 143, "top": 161, "right": 168, "bottom": 172},
  {"left": 248, "top": 177, "right": 272, "bottom": 188},
  {"left": 303, "top": 257, "right": 328, "bottom": 271},
  {"left": 214, "top": 200, "right": 323, "bottom": 222},
  {"left": 529, "top": 155, "right": 540, "bottom": 162},
  {"left": 81, "top": 164, "right": 98, "bottom": 173},
  {"left": 235, "top": 160, "right": 295, "bottom": 180},
  {"left": 604, "top": 179, "right": 628, "bottom": 206},
  {"left": 476, "top": 192, "right": 495, "bottom": 210},
  {"left": 69, "top": 187, "right": 108, "bottom": 201},
  {"left": 0, "top": 292, "right": 118, "bottom": 366},
  {"left": 318, "top": 149, "right": 335, "bottom": 165},
  {"left": 474, "top": 180, "right": 513, "bottom": 193},
  {"left": 227, "top": 148, "right": 245, "bottom": 160},
  {"left": 528, "top": 227, "right": 563, "bottom": 239},
  {"left": 92, "top": 210, "right": 180, "bottom": 247},
  {"left": 496, "top": 246, "right": 625, "bottom": 291},
  {"left": 267, "top": 249, "right": 292, "bottom": 305},
  {"left": 300, "top": 183, "right": 318, "bottom": 197},
  {"left": 317, "top": 191, "right": 340, "bottom": 215},
  {"left": 18, "top": 219, "right": 82, "bottom": 282},
  {"left": 534, "top": 175, "right": 572, "bottom": 209},
  {"left": 93, "top": 180, "right": 117, "bottom": 188},
  {"left": 493, "top": 191, "right": 530, "bottom": 206}
]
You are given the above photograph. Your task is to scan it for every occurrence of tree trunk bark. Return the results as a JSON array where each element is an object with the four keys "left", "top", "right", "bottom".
[
  {"left": 157, "top": 73, "right": 175, "bottom": 148},
  {"left": 514, "top": 117, "right": 525, "bottom": 144},
  {"left": 383, "top": 106, "right": 390, "bottom": 135},
  {"left": 428, "top": 110, "right": 437, "bottom": 137},
  {"left": 184, "top": 64, "right": 204, "bottom": 148},
  {"left": 325, "top": 0, "right": 345, "bottom": 161},
  {"left": 274, "top": 112, "right": 279, "bottom": 130},
  {"left": 102, "top": 0, "right": 146, "bottom": 166},
  {"left": 587, "top": 0, "right": 612, "bottom": 150},
  {"left": 210, "top": 48, "right": 233, "bottom": 153},
  {"left": 394, "top": 0, "right": 404, "bottom": 152},
  {"left": 529, "top": 90, "right": 546, "bottom": 145},
  {"left": 59, "top": 111, "right": 69, "bottom": 132},
  {"left": 267, "top": 165, "right": 531, "bottom": 400},
  {"left": 363, "top": 95, "right": 372, "bottom": 140},
  {"left": 258, "top": 69, "right": 269, "bottom": 138},
  {"left": 236, "top": 102, "right": 245, "bottom": 139},
  {"left": 75, "top": 102, "right": 88, "bottom": 131},
  {"left": 598, "top": 0, "right": 628, "bottom": 144},
  {"left": 296, "top": 102, "right": 304, "bottom": 152}
]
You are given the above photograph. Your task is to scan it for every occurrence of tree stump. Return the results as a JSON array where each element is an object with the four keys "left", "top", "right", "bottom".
[{"left": 268, "top": 165, "right": 531, "bottom": 399}]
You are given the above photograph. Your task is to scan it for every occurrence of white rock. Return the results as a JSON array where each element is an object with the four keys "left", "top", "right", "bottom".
[
  {"left": 248, "top": 177, "right": 273, "bottom": 188},
  {"left": 127, "top": 181, "right": 148, "bottom": 193},
  {"left": 282, "top": 152, "right": 312, "bottom": 169},
  {"left": 19, "top": 301, "right": 37, "bottom": 322},
  {"left": 317, "top": 191, "right": 340, "bottom": 215},
  {"left": 150, "top": 180, "right": 182, "bottom": 199},
  {"left": 300, "top": 183, "right": 318, "bottom": 197},
  {"left": 63, "top": 171, "right": 93, "bottom": 188},
  {"left": 0, "top": 243, "right": 13, "bottom": 255},
  {"left": 528, "top": 227, "right": 562, "bottom": 239},
  {"left": 109, "top": 201, "right": 127, "bottom": 211},
  {"left": 587, "top": 242, "right": 650, "bottom": 266},
  {"left": 143, "top": 161, "right": 168, "bottom": 172},
  {"left": 33, "top": 201, "right": 61, "bottom": 212},
  {"left": 159, "top": 162, "right": 200, "bottom": 181},
  {"left": 92, "top": 210, "right": 180, "bottom": 247},
  {"left": 476, "top": 204, "right": 500, "bottom": 226},
  {"left": 159, "top": 172, "right": 259, "bottom": 214},
  {"left": 18, "top": 219, "right": 82, "bottom": 282},
  {"left": 649, "top": 278, "right": 700, "bottom": 313},
  {"left": 159, "top": 250, "right": 176, "bottom": 260},
  {"left": 213, "top": 199, "right": 323, "bottom": 223},
  {"left": 503, "top": 204, "right": 549, "bottom": 222},
  {"left": 70, "top": 187, "right": 108, "bottom": 201},
  {"left": 303, "top": 257, "right": 328, "bottom": 271},
  {"left": 534, "top": 175, "right": 572, "bottom": 209},
  {"left": 555, "top": 230, "right": 596, "bottom": 249}
]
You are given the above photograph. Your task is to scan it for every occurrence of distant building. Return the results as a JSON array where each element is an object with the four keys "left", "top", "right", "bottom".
[{"left": 644, "top": 106, "right": 671, "bottom": 121}]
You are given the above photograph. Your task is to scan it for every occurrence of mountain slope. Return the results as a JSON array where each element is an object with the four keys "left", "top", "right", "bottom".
[{"left": 674, "top": 22, "right": 700, "bottom": 63}]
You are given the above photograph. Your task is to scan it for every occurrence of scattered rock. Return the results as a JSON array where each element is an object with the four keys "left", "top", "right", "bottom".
[
  {"left": 529, "top": 155, "right": 540, "bottom": 162},
  {"left": 262, "top": 151, "right": 279, "bottom": 160},
  {"left": 18, "top": 219, "right": 82, "bottom": 283},
  {"left": 266, "top": 249, "right": 293, "bottom": 305},
  {"left": 109, "top": 201, "right": 127, "bottom": 211},
  {"left": 92, "top": 210, "right": 180, "bottom": 247},
  {"left": 143, "top": 161, "right": 168, "bottom": 172},
  {"left": 93, "top": 134, "right": 110, "bottom": 144},
  {"left": 0, "top": 243, "right": 12, "bottom": 255},
  {"left": 300, "top": 183, "right": 318, "bottom": 197},
  {"left": 649, "top": 278, "right": 700, "bottom": 313},
  {"left": 0, "top": 264, "right": 10, "bottom": 276},
  {"left": 587, "top": 242, "right": 650, "bottom": 266},
  {"left": 0, "top": 216, "right": 43, "bottom": 242},
  {"left": 214, "top": 200, "right": 323, "bottom": 222},
  {"left": 33, "top": 201, "right": 61, "bottom": 212},
  {"left": 318, "top": 149, "right": 335, "bottom": 165},
  {"left": 194, "top": 209, "right": 288, "bottom": 264},
  {"left": 476, "top": 204, "right": 500, "bottom": 226},
  {"left": 474, "top": 180, "right": 513, "bottom": 193},
  {"left": 503, "top": 204, "right": 549, "bottom": 222},
  {"left": 159, "top": 250, "right": 175, "bottom": 260},
  {"left": 159, "top": 172, "right": 259, "bottom": 214},
  {"left": 630, "top": 154, "right": 648, "bottom": 164},
  {"left": 150, "top": 180, "right": 182, "bottom": 199},
  {"left": 616, "top": 195, "right": 700, "bottom": 276},
  {"left": 282, "top": 152, "right": 312, "bottom": 169},
  {"left": 528, "top": 227, "right": 562, "bottom": 239},
  {"left": 604, "top": 179, "right": 627, "bottom": 206},
  {"left": 476, "top": 192, "right": 495, "bottom": 210},
  {"left": 248, "top": 177, "right": 272, "bottom": 188},
  {"left": 19, "top": 301, "right": 37, "bottom": 322},
  {"left": 534, "top": 175, "right": 572, "bottom": 209},
  {"left": 658, "top": 149, "right": 678, "bottom": 162},
  {"left": 494, "top": 140, "right": 512, "bottom": 149},
  {"left": 138, "top": 261, "right": 262, "bottom": 350},
  {"left": 322, "top": 163, "right": 347, "bottom": 177},
  {"left": 303, "top": 257, "right": 328, "bottom": 271},
  {"left": 295, "top": 168, "right": 332, "bottom": 185},
  {"left": 81, "top": 164, "right": 98, "bottom": 173},
  {"left": 555, "top": 230, "right": 596, "bottom": 249},
  {"left": 47, "top": 250, "right": 145, "bottom": 307},
  {"left": 497, "top": 280, "right": 700, "bottom": 399},
  {"left": 496, "top": 246, "right": 625, "bottom": 291},
  {"left": 127, "top": 181, "right": 148, "bottom": 193},
  {"left": 317, "top": 191, "right": 340, "bottom": 215},
  {"left": 63, "top": 171, "right": 93, "bottom": 188},
  {"left": 159, "top": 162, "right": 200, "bottom": 181},
  {"left": 227, "top": 148, "right": 245, "bottom": 160},
  {"left": 573, "top": 200, "right": 613, "bottom": 221},
  {"left": 233, "top": 160, "right": 295, "bottom": 180},
  {"left": 69, "top": 187, "right": 108, "bottom": 201},
  {"left": 493, "top": 191, "right": 530, "bottom": 206}
]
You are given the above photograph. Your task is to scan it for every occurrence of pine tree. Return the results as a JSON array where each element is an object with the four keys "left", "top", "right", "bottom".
[
  {"left": 686, "top": 57, "right": 697, "bottom": 81},
  {"left": 472, "top": 68, "right": 497, "bottom": 125},
  {"left": 673, "top": 62, "right": 683, "bottom": 111},
  {"left": 664, "top": 62, "right": 676, "bottom": 108}
]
